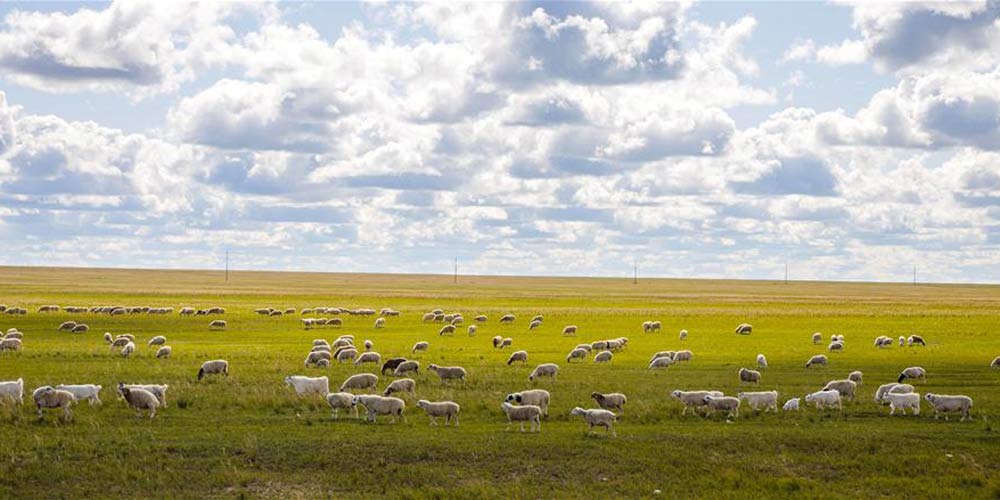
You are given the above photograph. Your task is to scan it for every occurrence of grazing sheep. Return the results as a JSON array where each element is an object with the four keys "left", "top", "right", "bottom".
[
  {"left": 381, "top": 357, "right": 407, "bottom": 375},
  {"left": 590, "top": 392, "right": 626, "bottom": 414},
  {"left": 679, "top": 329, "right": 688, "bottom": 341},
  {"left": 336, "top": 348, "right": 358, "bottom": 363},
  {"left": 355, "top": 352, "right": 381, "bottom": 365},
  {"left": 499, "top": 314, "right": 516, "bottom": 324},
  {"left": 738, "top": 391, "right": 779, "bottom": 412},
  {"left": 648, "top": 356, "right": 674, "bottom": 369},
  {"left": 505, "top": 390, "right": 550, "bottom": 416},
  {"left": 71, "top": 324, "right": 90, "bottom": 334},
  {"left": 208, "top": 320, "right": 227, "bottom": 330},
  {"left": 33, "top": 386, "right": 76, "bottom": 420},
  {"left": 992, "top": 356, "right": 1000, "bottom": 369},
  {"left": 848, "top": 371, "right": 863, "bottom": 386},
  {"left": 327, "top": 318, "right": 343, "bottom": 327},
  {"left": 499, "top": 337, "right": 513, "bottom": 349},
  {"left": 673, "top": 350, "right": 693, "bottom": 362},
  {"left": 3, "top": 331, "right": 22, "bottom": 340},
  {"left": 898, "top": 336, "right": 906, "bottom": 347},
  {"left": 567, "top": 347, "right": 588, "bottom": 363},
  {"left": 804, "top": 390, "right": 842, "bottom": 410},
  {"left": 383, "top": 378, "right": 416, "bottom": 397},
  {"left": 331, "top": 338, "right": 354, "bottom": 350},
  {"left": 874, "top": 383, "right": 916, "bottom": 403},
  {"left": 650, "top": 351, "right": 675, "bottom": 363},
  {"left": 570, "top": 407, "right": 617, "bottom": 437},
  {"left": 562, "top": 325, "right": 578, "bottom": 336},
  {"left": 805, "top": 355, "right": 828, "bottom": 368},
  {"left": 417, "top": 400, "right": 461, "bottom": 426},
  {"left": 439, "top": 325, "right": 456, "bottom": 336},
  {"left": 735, "top": 323, "right": 752, "bottom": 335},
  {"left": 374, "top": 318, "right": 386, "bottom": 329},
  {"left": 813, "top": 332, "right": 822, "bottom": 344},
  {"left": 507, "top": 350, "right": 528, "bottom": 365},
  {"left": 897, "top": 366, "right": 926, "bottom": 384},
  {"left": 492, "top": 336, "right": 503, "bottom": 348},
  {"left": 422, "top": 312, "right": 436, "bottom": 322},
  {"left": 822, "top": 379, "right": 858, "bottom": 401},
  {"left": 352, "top": 394, "right": 406, "bottom": 424},
  {"left": 645, "top": 321, "right": 662, "bottom": 333},
  {"left": 325, "top": 392, "right": 358, "bottom": 419},
  {"left": 874, "top": 336, "right": 893, "bottom": 348},
  {"left": 147, "top": 336, "right": 166, "bottom": 347},
  {"left": 0, "top": 337, "right": 22, "bottom": 352},
  {"left": 594, "top": 350, "right": 613, "bottom": 363},
  {"left": 500, "top": 402, "right": 541, "bottom": 432},
  {"left": 412, "top": 341, "right": 430, "bottom": 353},
  {"left": 305, "top": 351, "right": 333, "bottom": 367},
  {"left": 883, "top": 392, "right": 921, "bottom": 416},
  {"left": 528, "top": 320, "right": 542, "bottom": 330},
  {"left": 828, "top": 341, "right": 844, "bottom": 352},
  {"left": 55, "top": 384, "right": 102, "bottom": 405},
  {"left": 575, "top": 343, "right": 593, "bottom": 352},
  {"left": 340, "top": 373, "right": 379, "bottom": 393},
  {"left": 198, "top": 360, "right": 229, "bottom": 380},
  {"left": 782, "top": 398, "right": 801, "bottom": 411},
  {"left": 58, "top": 321, "right": 77, "bottom": 332},
  {"left": 923, "top": 394, "right": 974, "bottom": 421},
  {"left": 468, "top": 325, "right": 477, "bottom": 336},
  {"left": 117, "top": 384, "right": 168, "bottom": 407},
  {"left": 756, "top": 354, "right": 768, "bottom": 369},
  {"left": 703, "top": 395, "right": 740, "bottom": 418},
  {"left": 0, "top": 378, "right": 24, "bottom": 404},
  {"left": 393, "top": 360, "right": 420, "bottom": 377},
  {"left": 907, "top": 335, "right": 926, "bottom": 346},
  {"left": 475, "top": 315, "right": 487, "bottom": 322},
  {"left": 155, "top": 346, "right": 172, "bottom": 359},
  {"left": 428, "top": 364, "right": 467, "bottom": 382},
  {"left": 119, "top": 341, "right": 135, "bottom": 358},
  {"left": 313, "top": 339, "right": 330, "bottom": 347},
  {"left": 312, "top": 345, "right": 331, "bottom": 353},
  {"left": 528, "top": 363, "right": 559, "bottom": 382},
  {"left": 285, "top": 375, "right": 330, "bottom": 396},
  {"left": 178, "top": 307, "right": 195, "bottom": 315},
  {"left": 738, "top": 368, "right": 761, "bottom": 384}
]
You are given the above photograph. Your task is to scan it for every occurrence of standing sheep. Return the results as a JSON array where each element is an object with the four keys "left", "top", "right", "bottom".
[
  {"left": 923, "top": 394, "right": 973, "bottom": 421},
  {"left": 352, "top": 395, "right": 406, "bottom": 424},
  {"left": 374, "top": 317, "right": 386, "bottom": 329},
  {"left": 285, "top": 375, "right": 330, "bottom": 396},
  {"left": 340, "top": 373, "right": 379, "bottom": 393},
  {"left": 883, "top": 392, "right": 921, "bottom": 416},
  {"left": 703, "top": 395, "right": 740, "bottom": 418},
  {"left": 417, "top": 400, "right": 461, "bottom": 426},
  {"left": 363, "top": 339, "right": 373, "bottom": 351},
  {"left": 412, "top": 341, "right": 430, "bottom": 353},
  {"left": 804, "top": 390, "right": 842, "bottom": 410},
  {"left": 499, "top": 314, "right": 516, "bottom": 324},
  {"left": 782, "top": 398, "right": 800, "bottom": 411},
  {"left": 848, "top": 371, "right": 863, "bottom": 386},
  {"left": 383, "top": 378, "right": 416, "bottom": 397},
  {"left": 738, "top": 391, "right": 779, "bottom": 412},
  {"left": 671, "top": 390, "right": 723, "bottom": 416},
  {"left": 0, "top": 378, "right": 24, "bottom": 404},
  {"left": 55, "top": 384, "right": 102, "bottom": 405},
  {"left": 756, "top": 354, "right": 767, "bottom": 369},
  {"left": 594, "top": 351, "right": 613, "bottom": 363},
  {"left": 355, "top": 352, "right": 381, "bottom": 365},
  {"left": 528, "top": 363, "right": 559, "bottom": 382},
  {"left": 907, "top": 335, "right": 926, "bottom": 346},
  {"left": 117, "top": 384, "right": 159, "bottom": 419},
  {"left": 679, "top": 329, "right": 688, "bottom": 341},
  {"left": 897, "top": 366, "right": 926, "bottom": 384},
  {"left": 805, "top": 355, "right": 828, "bottom": 368},
  {"left": 570, "top": 407, "right": 617, "bottom": 437},
  {"left": 0, "top": 338, "right": 23, "bottom": 352},
  {"left": 198, "top": 360, "right": 229, "bottom": 380},
  {"left": 875, "top": 383, "right": 915, "bottom": 404},
  {"left": 529, "top": 320, "right": 542, "bottom": 330},
  {"left": 566, "top": 347, "right": 588, "bottom": 363},
  {"left": 393, "top": 360, "right": 420, "bottom": 377},
  {"left": 492, "top": 336, "right": 503, "bottom": 348},
  {"left": 120, "top": 341, "right": 135, "bottom": 358},
  {"left": 590, "top": 392, "right": 626, "bottom": 414},
  {"left": 467, "top": 325, "right": 477, "bottom": 336},
  {"left": 438, "top": 325, "right": 456, "bottom": 336},
  {"left": 427, "top": 364, "right": 467, "bottom": 383},
  {"left": 208, "top": 320, "right": 227, "bottom": 330},
  {"left": 562, "top": 325, "right": 578, "bottom": 336},
  {"left": 812, "top": 332, "right": 822, "bottom": 344},
  {"left": 500, "top": 402, "right": 541, "bottom": 432},
  {"left": 147, "top": 336, "right": 166, "bottom": 347},
  {"left": 155, "top": 346, "right": 172, "bottom": 359},
  {"left": 673, "top": 350, "right": 693, "bottom": 362},
  {"left": 326, "top": 392, "right": 359, "bottom": 419},
  {"left": 381, "top": 357, "right": 407, "bottom": 375},
  {"left": 506, "top": 350, "right": 528, "bottom": 365},
  {"left": 33, "top": 386, "right": 76, "bottom": 421},
  {"left": 738, "top": 368, "right": 761, "bottom": 384},
  {"left": 822, "top": 379, "right": 858, "bottom": 401},
  {"left": 506, "top": 390, "right": 550, "bottom": 417}
]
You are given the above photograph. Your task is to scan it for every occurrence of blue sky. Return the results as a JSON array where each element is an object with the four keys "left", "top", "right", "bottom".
[{"left": 0, "top": 1, "right": 997, "bottom": 282}]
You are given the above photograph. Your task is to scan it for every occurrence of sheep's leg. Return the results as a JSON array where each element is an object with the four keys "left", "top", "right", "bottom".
[
  {"left": 453, "top": 414, "right": 459, "bottom": 426},
  {"left": 429, "top": 416, "right": 437, "bottom": 426},
  {"left": 519, "top": 421, "right": 525, "bottom": 432},
  {"left": 36, "top": 406, "right": 43, "bottom": 419}
]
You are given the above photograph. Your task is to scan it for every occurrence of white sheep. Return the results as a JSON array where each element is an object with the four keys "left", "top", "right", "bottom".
[
  {"left": 428, "top": 364, "right": 467, "bottom": 382},
  {"left": 907, "top": 335, "right": 926, "bottom": 346},
  {"left": 374, "top": 317, "right": 386, "bottom": 329},
  {"left": 147, "top": 336, "right": 166, "bottom": 347},
  {"left": 897, "top": 366, "right": 926, "bottom": 384},
  {"left": 679, "top": 329, "right": 688, "bottom": 341},
  {"left": 500, "top": 402, "right": 541, "bottom": 432},
  {"left": 118, "top": 384, "right": 169, "bottom": 407},
  {"left": 412, "top": 341, "right": 430, "bottom": 353},
  {"left": 821, "top": 379, "right": 857, "bottom": 401},
  {"left": 208, "top": 320, "right": 227, "bottom": 330},
  {"left": 805, "top": 355, "right": 828, "bottom": 368},
  {"left": 475, "top": 314, "right": 487, "bottom": 322},
  {"left": 364, "top": 339, "right": 373, "bottom": 351},
  {"left": 738, "top": 368, "right": 761, "bottom": 384},
  {"left": 326, "top": 392, "right": 358, "bottom": 419},
  {"left": 155, "top": 345, "right": 172, "bottom": 359},
  {"left": 0, "top": 337, "right": 23, "bottom": 352},
  {"left": 570, "top": 407, "right": 617, "bottom": 437},
  {"left": 898, "top": 336, "right": 906, "bottom": 347},
  {"left": 738, "top": 391, "right": 778, "bottom": 412},
  {"left": 393, "top": 360, "right": 420, "bottom": 377},
  {"left": 812, "top": 332, "right": 822, "bottom": 344},
  {"left": 828, "top": 341, "right": 844, "bottom": 352},
  {"left": 468, "top": 325, "right": 477, "bottom": 336},
  {"left": 285, "top": 375, "right": 330, "bottom": 396},
  {"left": 120, "top": 341, "right": 135, "bottom": 358},
  {"left": 305, "top": 351, "right": 332, "bottom": 367},
  {"left": 673, "top": 350, "right": 693, "bottom": 362},
  {"left": 883, "top": 392, "right": 921, "bottom": 416},
  {"left": 198, "top": 360, "right": 229, "bottom": 380},
  {"left": 848, "top": 370, "right": 863, "bottom": 386},
  {"left": 590, "top": 392, "right": 626, "bottom": 414},
  {"left": 992, "top": 356, "right": 1000, "bottom": 369},
  {"left": 336, "top": 348, "right": 358, "bottom": 363},
  {"left": 528, "top": 363, "right": 559, "bottom": 382},
  {"left": 594, "top": 350, "right": 613, "bottom": 363},
  {"left": 874, "top": 383, "right": 915, "bottom": 404},
  {"left": 566, "top": 347, "right": 588, "bottom": 362},
  {"left": 804, "top": 389, "right": 842, "bottom": 410},
  {"left": 0, "top": 378, "right": 24, "bottom": 404},
  {"left": 756, "top": 354, "right": 768, "bottom": 369},
  {"left": 499, "top": 314, "right": 516, "bottom": 324},
  {"left": 703, "top": 395, "right": 740, "bottom": 418},
  {"left": 562, "top": 325, "right": 578, "bottom": 336},
  {"left": 383, "top": 378, "right": 416, "bottom": 397},
  {"left": 353, "top": 394, "right": 406, "bottom": 423},
  {"left": 33, "top": 386, "right": 76, "bottom": 420},
  {"left": 671, "top": 390, "right": 723, "bottom": 416},
  {"left": 506, "top": 389, "right": 550, "bottom": 416},
  {"left": 417, "top": 400, "right": 461, "bottom": 426},
  {"left": 648, "top": 356, "right": 674, "bottom": 369},
  {"left": 735, "top": 323, "right": 752, "bottom": 334},
  {"left": 439, "top": 325, "right": 456, "bottom": 336},
  {"left": 506, "top": 350, "right": 528, "bottom": 365},
  {"left": 117, "top": 384, "right": 159, "bottom": 419},
  {"left": 355, "top": 352, "right": 381, "bottom": 365},
  {"left": 529, "top": 320, "right": 542, "bottom": 330},
  {"left": 782, "top": 398, "right": 800, "bottom": 411},
  {"left": 340, "top": 373, "right": 379, "bottom": 393},
  {"left": 55, "top": 384, "right": 102, "bottom": 405},
  {"left": 924, "top": 394, "right": 973, "bottom": 421}
]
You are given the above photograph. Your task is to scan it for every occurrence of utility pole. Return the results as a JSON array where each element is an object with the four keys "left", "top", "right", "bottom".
[
  {"left": 453, "top": 256, "right": 458, "bottom": 284},
  {"left": 633, "top": 258, "right": 638, "bottom": 285},
  {"left": 225, "top": 250, "right": 229, "bottom": 282},
  {"left": 784, "top": 262, "right": 788, "bottom": 285}
]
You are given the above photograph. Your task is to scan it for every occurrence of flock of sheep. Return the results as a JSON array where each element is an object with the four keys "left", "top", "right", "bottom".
[{"left": 1, "top": 304, "right": 997, "bottom": 435}]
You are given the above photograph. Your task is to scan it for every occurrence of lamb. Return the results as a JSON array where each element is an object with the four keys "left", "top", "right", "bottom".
[
  {"left": 822, "top": 379, "right": 857, "bottom": 401},
  {"left": 738, "top": 368, "right": 761, "bottom": 384},
  {"left": 147, "top": 336, "right": 166, "bottom": 347},
  {"left": 812, "top": 332, "right": 822, "bottom": 344},
  {"left": 428, "top": 364, "right": 467, "bottom": 382},
  {"left": 325, "top": 392, "right": 358, "bottom": 419},
  {"left": 438, "top": 325, "right": 456, "bottom": 336},
  {"left": 340, "top": 373, "right": 379, "bottom": 393},
  {"left": 805, "top": 354, "right": 828, "bottom": 368},
  {"left": 417, "top": 400, "right": 461, "bottom": 426},
  {"left": 590, "top": 392, "right": 626, "bottom": 414},
  {"left": 679, "top": 329, "right": 688, "bottom": 341},
  {"left": 0, "top": 337, "right": 22, "bottom": 352},
  {"left": 703, "top": 395, "right": 740, "bottom": 418},
  {"left": 285, "top": 375, "right": 329, "bottom": 396},
  {"left": 381, "top": 357, "right": 408, "bottom": 375},
  {"left": 0, "top": 378, "right": 24, "bottom": 404},
  {"left": 594, "top": 350, "right": 613, "bottom": 363},
  {"left": 55, "top": 384, "right": 102, "bottom": 405},
  {"left": 33, "top": 386, "right": 76, "bottom": 420},
  {"left": 198, "top": 360, "right": 229, "bottom": 380},
  {"left": 412, "top": 341, "right": 430, "bottom": 353},
  {"left": 528, "top": 363, "right": 559, "bottom": 382},
  {"left": 848, "top": 371, "right": 863, "bottom": 386},
  {"left": 883, "top": 392, "right": 921, "bottom": 416},
  {"left": 828, "top": 341, "right": 844, "bottom": 352},
  {"left": 507, "top": 350, "right": 528, "bottom": 365},
  {"left": 353, "top": 394, "right": 406, "bottom": 423},
  {"left": 383, "top": 378, "right": 416, "bottom": 397},
  {"left": 500, "top": 402, "right": 541, "bottom": 432},
  {"left": 305, "top": 351, "right": 332, "bottom": 366},
  {"left": 468, "top": 325, "right": 477, "bottom": 336},
  {"left": 355, "top": 352, "right": 381, "bottom": 365},
  {"left": 923, "top": 393, "right": 973, "bottom": 421},
  {"left": 782, "top": 398, "right": 801, "bottom": 411},
  {"left": 671, "top": 390, "right": 723, "bottom": 416},
  {"left": 336, "top": 348, "right": 358, "bottom": 363},
  {"left": 566, "top": 347, "right": 588, "bottom": 362},
  {"left": 756, "top": 354, "right": 768, "bottom": 369},
  {"left": 648, "top": 356, "right": 674, "bottom": 369},
  {"left": 562, "top": 325, "right": 578, "bottom": 336},
  {"left": 874, "top": 383, "right": 915, "bottom": 403},
  {"left": 804, "top": 389, "right": 842, "bottom": 410},
  {"left": 117, "top": 384, "right": 159, "bottom": 419},
  {"left": 155, "top": 346, "right": 172, "bottom": 359},
  {"left": 120, "top": 341, "right": 135, "bottom": 358},
  {"left": 118, "top": 384, "right": 169, "bottom": 407},
  {"left": 673, "top": 350, "right": 693, "bottom": 362},
  {"left": 738, "top": 391, "right": 778, "bottom": 412},
  {"left": 735, "top": 323, "right": 752, "bottom": 334},
  {"left": 208, "top": 320, "right": 227, "bottom": 330},
  {"left": 393, "top": 360, "right": 420, "bottom": 376},
  {"left": 570, "top": 407, "right": 617, "bottom": 437},
  {"left": 897, "top": 366, "right": 926, "bottom": 384},
  {"left": 506, "top": 389, "right": 551, "bottom": 416}
]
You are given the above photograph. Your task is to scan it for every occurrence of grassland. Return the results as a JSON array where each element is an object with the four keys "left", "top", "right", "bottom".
[{"left": 0, "top": 266, "right": 998, "bottom": 499}]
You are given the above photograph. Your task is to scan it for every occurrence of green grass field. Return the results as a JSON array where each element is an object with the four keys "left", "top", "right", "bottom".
[{"left": 0, "top": 266, "right": 998, "bottom": 498}]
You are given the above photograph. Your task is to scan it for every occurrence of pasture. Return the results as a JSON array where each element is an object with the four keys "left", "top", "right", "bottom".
[{"left": 0, "top": 266, "right": 998, "bottom": 498}]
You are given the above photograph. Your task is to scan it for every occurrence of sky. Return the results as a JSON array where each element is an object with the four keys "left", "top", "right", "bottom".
[{"left": 0, "top": 1, "right": 998, "bottom": 283}]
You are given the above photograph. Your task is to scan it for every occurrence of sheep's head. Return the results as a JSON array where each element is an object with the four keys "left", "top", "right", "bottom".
[
  {"left": 570, "top": 407, "right": 585, "bottom": 416},
  {"left": 670, "top": 390, "right": 681, "bottom": 399},
  {"left": 590, "top": 392, "right": 602, "bottom": 401}
]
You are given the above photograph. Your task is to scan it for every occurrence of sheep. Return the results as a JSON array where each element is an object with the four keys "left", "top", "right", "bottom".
[
  {"left": 475, "top": 315, "right": 487, "bottom": 322},
  {"left": 673, "top": 350, "right": 693, "bottom": 362},
  {"left": 117, "top": 384, "right": 169, "bottom": 407},
  {"left": 3, "top": 331, "right": 22, "bottom": 340},
  {"left": 109, "top": 337, "right": 131, "bottom": 350},
  {"left": 285, "top": 375, "right": 329, "bottom": 396},
  {"left": 804, "top": 389, "right": 842, "bottom": 410},
  {"left": 648, "top": 356, "right": 674, "bottom": 369},
  {"left": 383, "top": 378, "right": 416, "bottom": 397},
  {"left": 331, "top": 338, "right": 354, "bottom": 349},
  {"left": 58, "top": 321, "right": 77, "bottom": 332},
  {"left": 33, "top": 386, "right": 76, "bottom": 420},
  {"left": 0, "top": 378, "right": 24, "bottom": 404},
  {"left": 393, "top": 361, "right": 420, "bottom": 377},
  {"left": 327, "top": 318, "right": 343, "bottom": 327},
  {"left": 412, "top": 341, "right": 430, "bottom": 353},
  {"left": 55, "top": 384, "right": 102, "bottom": 405},
  {"left": 782, "top": 398, "right": 801, "bottom": 411},
  {"left": 874, "top": 336, "right": 893, "bottom": 348},
  {"left": 848, "top": 371, "right": 863, "bottom": 386},
  {"left": 898, "top": 336, "right": 906, "bottom": 347},
  {"left": 421, "top": 312, "right": 435, "bottom": 322},
  {"left": 500, "top": 402, "right": 541, "bottom": 432},
  {"left": 499, "top": 314, "right": 516, "bottom": 324},
  {"left": 417, "top": 400, "right": 461, "bottom": 426},
  {"left": 562, "top": 325, "right": 578, "bottom": 336},
  {"left": 590, "top": 392, "right": 626, "bottom": 414},
  {"left": 116, "top": 384, "right": 159, "bottom": 419},
  {"left": 874, "top": 383, "right": 915, "bottom": 404},
  {"left": 992, "top": 356, "right": 1000, "bottom": 369},
  {"left": 0, "top": 338, "right": 22, "bottom": 352},
  {"left": 71, "top": 324, "right": 90, "bottom": 334},
  {"left": 897, "top": 366, "right": 926, "bottom": 384},
  {"left": 812, "top": 332, "right": 822, "bottom": 344},
  {"left": 883, "top": 392, "right": 921, "bottom": 416},
  {"left": 821, "top": 379, "right": 858, "bottom": 401},
  {"left": 594, "top": 350, "right": 613, "bottom": 363},
  {"left": 374, "top": 318, "right": 386, "bottom": 329},
  {"left": 381, "top": 357, "right": 407, "bottom": 375},
  {"left": 305, "top": 351, "right": 332, "bottom": 367},
  {"left": 528, "top": 320, "right": 542, "bottom": 330},
  {"left": 355, "top": 352, "right": 381, "bottom": 365},
  {"left": 805, "top": 354, "right": 828, "bottom": 368},
  {"left": 756, "top": 354, "right": 768, "bottom": 369},
  {"left": 738, "top": 368, "right": 761, "bottom": 384},
  {"left": 679, "top": 329, "right": 688, "bottom": 341},
  {"left": 198, "top": 359, "right": 229, "bottom": 380},
  {"left": 492, "top": 335, "right": 503, "bottom": 348},
  {"left": 439, "top": 325, "right": 456, "bottom": 336},
  {"left": 570, "top": 407, "right": 617, "bottom": 437},
  {"left": 591, "top": 340, "right": 607, "bottom": 350},
  {"left": 180, "top": 307, "right": 196, "bottom": 315},
  {"left": 467, "top": 325, "right": 477, "bottom": 336},
  {"left": 738, "top": 391, "right": 779, "bottom": 412},
  {"left": 907, "top": 335, "right": 926, "bottom": 346},
  {"left": 155, "top": 346, "right": 172, "bottom": 359},
  {"left": 703, "top": 395, "right": 740, "bottom": 418},
  {"left": 451, "top": 316, "right": 464, "bottom": 326},
  {"left": 313, "top": 339, "right": 330, "bottom": 347},
  {"left": 828, "top": 341, "right": 844, "bottom": 352},
  {"left": 353, "top": 394, "right": 406, "bottom": 423},
  {"left": 336, "top": 348, "right": 358, "bottom": 363},
  {"left": 147, "top": 336, "right": 166, "bottom": 347},
  {"left": 119, "top": 341, "right": 135, "bottom": 358},
  {"left": 735, "top": 323, "right": 752, "bottom": 334},
  {"left": 499, "top": 338, "right": 513, "bottom": 349},
  {"left": 507, "top": 350, "right": 528, "bottom": 365},
  {"left": 325, "top": 392, "right": 358, "bottom": 419},
  {"left": 312, "top": 345, "right": 331, "bottom": 353},
  {"left": 528, "top": 363, "right": 559, "bottom": 382},
  {"left": 566, "top": 347, "right": 588, "bottom": 363},
  {"left": 338, "top": 373, "right": 379, "bottom": 393},
  {"left": 428, "top": 364, "right": 467, "bottom": 382},
  {"left": 575, "top": 343, "right": 593, "bottom": 352},
  {"left": 505, "top": 390, "right": 550, "bottom": 416},
  {"left": 650, "top": 351, "right": 675, "bottom": 363},
  {"left": 208, "top": 320, "right": 227, "bottom": 330},
  {"left": 924, "top": 394, "right": 973, "bottom": 421}
]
